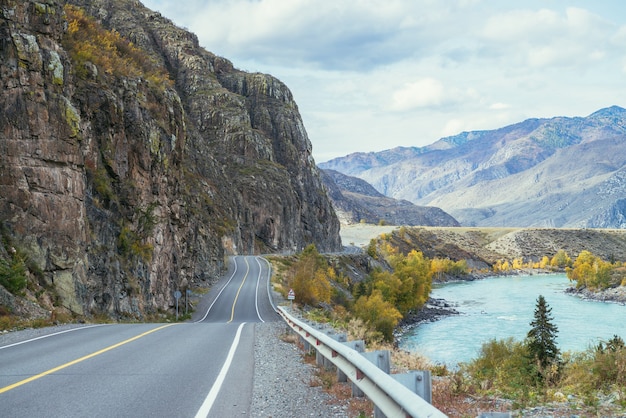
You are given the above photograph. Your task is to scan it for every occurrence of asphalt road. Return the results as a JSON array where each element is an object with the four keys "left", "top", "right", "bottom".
[{"left": 0, "top": 256, "right": 280, "bottom": 418}]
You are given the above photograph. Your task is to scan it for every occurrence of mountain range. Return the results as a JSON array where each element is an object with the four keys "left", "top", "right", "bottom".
[
  {"left": 320, "top": 169, "right": 459, "bottom": 227},
  {"left": 320, "top": 106, "right": 626, "bottom": 228}
]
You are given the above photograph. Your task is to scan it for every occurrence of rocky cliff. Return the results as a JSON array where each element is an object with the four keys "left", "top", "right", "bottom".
[
  {"left": 0, "top": 0, "right": 340, "bottom": 319},
  {"left": 321, "top": 107, "right": 626, "bottom": 229}
]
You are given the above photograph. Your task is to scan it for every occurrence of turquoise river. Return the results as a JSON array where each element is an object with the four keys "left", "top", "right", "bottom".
[{"left": 398, "top": 274, "right": 626, "bottom": 366}]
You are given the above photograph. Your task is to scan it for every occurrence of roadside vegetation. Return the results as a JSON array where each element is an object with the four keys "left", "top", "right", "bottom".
[
  {"left": 269, "top": 233, "right": 626, "bottom": 416},
  {"left": 270, "top": 243, "right": 467, "bottom": 342}
]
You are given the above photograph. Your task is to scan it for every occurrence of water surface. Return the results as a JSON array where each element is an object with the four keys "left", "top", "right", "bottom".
[{"left": 398, "top": 274, "right": 626, "bottom": 366}]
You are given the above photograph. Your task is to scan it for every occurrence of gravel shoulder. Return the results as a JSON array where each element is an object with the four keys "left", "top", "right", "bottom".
[{"left": 250, "top": 321, "right": 350, "bottom": 417}]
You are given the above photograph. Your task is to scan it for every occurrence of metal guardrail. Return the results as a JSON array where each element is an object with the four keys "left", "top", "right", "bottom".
[{"left": 277, "top": 306, "right": 448, "bottom": 418}]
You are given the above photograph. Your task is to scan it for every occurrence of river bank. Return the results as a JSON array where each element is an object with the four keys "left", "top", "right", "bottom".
[{"left": 566, "top": 285, "right": 626, "bottom": 304}]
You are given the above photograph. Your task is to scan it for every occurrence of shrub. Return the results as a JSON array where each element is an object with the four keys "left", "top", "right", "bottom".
[
  {"left": 461, "top": 338, "right": 535, "bottom": 400},
  {"left": 0, "top": 254, "right": 27, "bottom": 295}
]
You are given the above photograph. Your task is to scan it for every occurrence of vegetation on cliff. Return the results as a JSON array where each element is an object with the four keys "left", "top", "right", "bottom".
[{"left": 63, "top": 5, "right": 171, "bottom": 88}]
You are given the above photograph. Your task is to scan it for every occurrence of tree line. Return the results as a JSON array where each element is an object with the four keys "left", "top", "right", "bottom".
[{"left": 272, "top": 243, "right": 467, "bottom": 342}]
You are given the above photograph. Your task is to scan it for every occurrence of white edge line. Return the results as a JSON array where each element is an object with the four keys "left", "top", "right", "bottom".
[
  {"left": 194, "top": 322, "right": 246, "bottom": 418},
  {"left": 253, "top": 257, "right": 265, "bottom": 323},
  {"left": 258, "top": 256, "right": 277, "bottom": 312},
  {"left": 195, "top": 256, "right": 239, "bottom": 323},
  {"left": 0, "top": 324, "right": 108, "bottom": 350}
]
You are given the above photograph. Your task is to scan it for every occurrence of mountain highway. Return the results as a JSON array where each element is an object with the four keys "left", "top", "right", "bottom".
[{"left": 0, "top": 256, "right": 279, "bottom": 417}]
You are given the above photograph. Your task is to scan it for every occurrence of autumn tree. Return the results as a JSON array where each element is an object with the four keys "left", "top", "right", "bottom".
[
  {"left": 550, "top": 249, "right": 571, "bottom": 269},
  {"left": 352, "top": 289, "right": 402, "bottom": 342},
  {"left": 565, "top": 250, "right": 619, "bottom": 290},
  {"left": 390, "top": 249, "right": 431, "bottom": 314},
  {"left": 287, "top": 244, "right": 331, "bottom": 306}
]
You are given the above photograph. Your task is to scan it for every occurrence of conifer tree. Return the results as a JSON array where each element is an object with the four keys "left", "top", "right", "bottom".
[{"left": 526, "top": 295, "right": 560, "bottom": 371}]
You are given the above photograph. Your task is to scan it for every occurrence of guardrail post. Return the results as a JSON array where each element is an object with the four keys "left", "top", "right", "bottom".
[
  {"left": 353, "top": 350, "right": 390, "bottom": 398},
  {"left": 392, "top": 370, "right": 432, "bottom": 404},
  {"left": 338, "top": 340, "right": 364, "bottom": 382},
  {"left": 320, "top": 332, "right": 346, "bottom": 370}
]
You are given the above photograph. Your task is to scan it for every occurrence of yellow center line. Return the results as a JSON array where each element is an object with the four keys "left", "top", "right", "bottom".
[
  {"left": 0, "top": 323, "right": 177, "bottom": 394},
  {"left": 228, "top": 257, "right": 250, "bottom": 323}
]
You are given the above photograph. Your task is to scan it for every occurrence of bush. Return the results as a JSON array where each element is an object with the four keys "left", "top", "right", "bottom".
[
  {"left": 0, "top": 254, "right": 27, "bottom": 295},
  {"left": 461, "top": 338, "right": 535, "bottom": 400}
]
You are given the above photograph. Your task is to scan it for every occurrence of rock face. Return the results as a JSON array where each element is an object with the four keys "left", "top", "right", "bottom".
[
  {"left": 321, "top": 107, "right": 626, "bottom": 229},
  {"left": 321, "top": 169, "right": 459, "bottom": 227},
  {"left": 0, "top": 0, "right": 340, "bottom": 318}
]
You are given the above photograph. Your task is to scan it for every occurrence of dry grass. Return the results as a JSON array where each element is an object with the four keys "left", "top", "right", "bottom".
[
  {"left": 308, "top": 365, "right": 374, "bottom": 417},
  {"left": 431, "top": 375, "right": 513, "bottom": 417}
]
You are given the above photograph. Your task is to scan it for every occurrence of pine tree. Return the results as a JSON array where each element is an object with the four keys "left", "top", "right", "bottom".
[{"left": 526, "top": 295, "right": 560, "bottom": 371}]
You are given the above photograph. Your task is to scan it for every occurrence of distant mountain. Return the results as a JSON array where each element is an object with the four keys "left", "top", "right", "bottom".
[
  {"left": 320, "top": 169, "right": 460, "bottom": 227},
  {"left": 320, "top": 106, "right": 626, "bottom": 228}
]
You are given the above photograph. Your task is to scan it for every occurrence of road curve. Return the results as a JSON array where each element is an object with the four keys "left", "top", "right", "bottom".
[{"left": 0, "top": 256, "right": 280, "bottom": 417}]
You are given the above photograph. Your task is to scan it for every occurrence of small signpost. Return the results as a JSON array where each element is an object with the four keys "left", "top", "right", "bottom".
[
  {"left": 174, "top": 290, "right": 182, "bottom": 320},
  {"left": 288, "top": 288, "right": 295, "bottom": 308}
]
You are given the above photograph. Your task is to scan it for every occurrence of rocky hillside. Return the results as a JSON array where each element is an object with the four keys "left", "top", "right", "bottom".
[
  {"left": 320, "top": 106, "right": 626, "bottom": 229},
  {"left": 370, "top": 226, "right": 626, "bottom": 273},
  {"left": 0, "top": 0, "right": 340, "bottom": 319},
  {"left": 321, "top": 169, "right": 459, "bottom": 227}
]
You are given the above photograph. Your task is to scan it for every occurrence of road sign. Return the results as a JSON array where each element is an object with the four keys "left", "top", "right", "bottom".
[{"left": 288, "top": 289, "right": 295, "bottom": 300}]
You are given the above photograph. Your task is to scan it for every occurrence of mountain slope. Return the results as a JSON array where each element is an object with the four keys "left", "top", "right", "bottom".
[
  {"left": 0, "top": 0, "right": 340, "bottom": 319},
  {"left": 321, "top": 169, "right": 459, "bottom": 227},
  {"left": 320, "top": 106, "right": 626, "bottom": 228}
]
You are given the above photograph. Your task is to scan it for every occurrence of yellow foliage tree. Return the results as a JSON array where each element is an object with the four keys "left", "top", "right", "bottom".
[
  {"left": 550, "top": 249, "right": 572, "bottom": 268},
  {"left": 567, "top": 250, "right": 616, "bottom": 290},
  {"left": 391, "top": 250, "right": 431, "bottom": 314},
  {"left": 353, "top": 290, "right": 402, "bottom": 342},
  {"left": 512, "top": 258, "right": 524, "bottom": 270},
  {"left": 287, "top": 245, "right": 331, "bottom": 306}
]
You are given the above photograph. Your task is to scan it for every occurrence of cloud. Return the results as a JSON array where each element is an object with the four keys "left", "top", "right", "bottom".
[
  {"left": 391, "top": 78, "right": 446, "bottom": 111},
  {"left": 149, "top": 0, "right": 485, "bottom": 71},
  {"left": 481, "top": 7, "right": 618, "bottom": 69},
  {"left": 490, "top": 102, "right": 510, "bottom": 110}
]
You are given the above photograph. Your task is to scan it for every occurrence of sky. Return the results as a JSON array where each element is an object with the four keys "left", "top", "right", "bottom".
[{"left": 141, "top": 0, "right": 626, "bottom": 163}]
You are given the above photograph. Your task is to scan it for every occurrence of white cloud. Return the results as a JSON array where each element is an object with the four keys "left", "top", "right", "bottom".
[
  {"left": 391, "top": 78, "right": 446, "bottom": 111},
  {"left": 481, "top": 6, "right": 619, "bottom": 69},
  {"left": 490, "top": 103, "right": 510, "bottom": 110}
]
